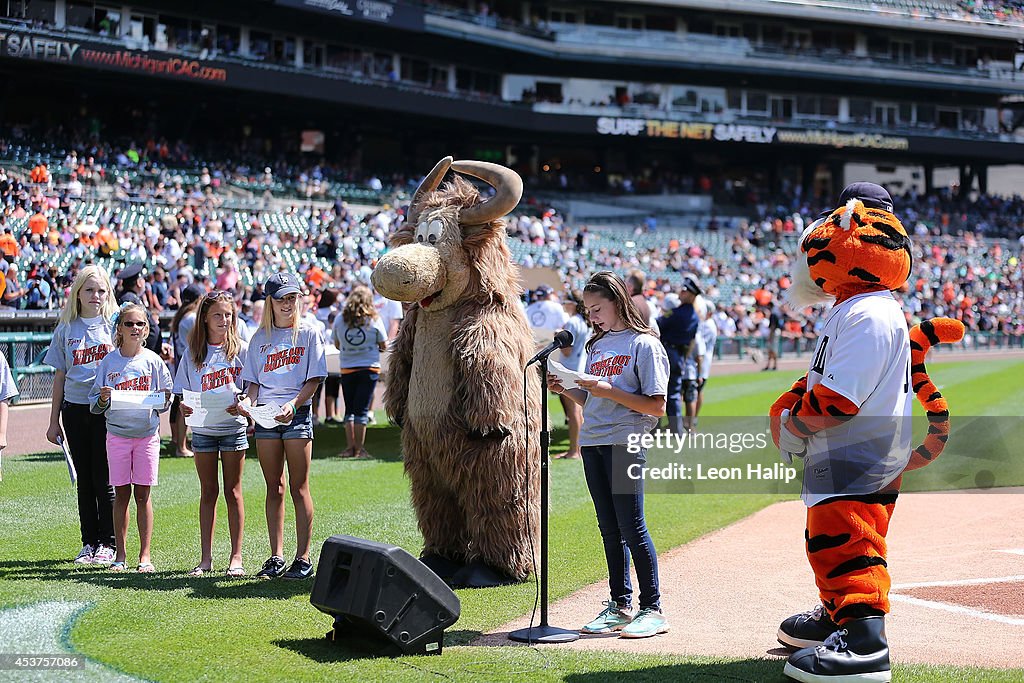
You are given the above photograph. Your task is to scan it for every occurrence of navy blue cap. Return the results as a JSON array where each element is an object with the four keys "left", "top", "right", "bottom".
[
  {"left": 839, "top": 182, "right": 893, "bottom": 213},
  {"left": 264, "top": 272, "right": 303, "bottom": 299},
  {"left": 181, "top": 283, "right": 205, "bottom": 306},
  {"left": 116, "top": 263, "right": 144, "bottom": 281}
]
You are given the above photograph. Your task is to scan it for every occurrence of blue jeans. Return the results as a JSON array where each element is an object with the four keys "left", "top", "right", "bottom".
[
  {"left": 340, "top": 369, "right": 379, "bottom": 425},
  {"left": 665, "top": 345, "right": 686, "bottom": 431},
  {"left": 581, "top": 444, "right": 661, "bottom": 610}
]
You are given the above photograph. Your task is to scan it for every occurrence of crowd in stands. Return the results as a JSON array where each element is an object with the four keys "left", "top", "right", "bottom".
[
  {"left": 508, "top": 207, "right": 1024, "bottom": 346},
  {"left": 2, "top": 156, "right": 1020, "bottom": 354},
  {"left": 1, "top": 126, "right": 402, "bottom": 206}
]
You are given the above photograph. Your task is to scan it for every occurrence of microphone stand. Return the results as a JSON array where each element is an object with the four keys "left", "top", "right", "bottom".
[{"left": 509, "top": 354, "right": 579, "bottom": 644}]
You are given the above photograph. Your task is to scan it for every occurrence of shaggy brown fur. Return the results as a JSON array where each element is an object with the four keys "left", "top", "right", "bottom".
[{"left": 376, "top": 167, "right": 541, "bottom": 581}]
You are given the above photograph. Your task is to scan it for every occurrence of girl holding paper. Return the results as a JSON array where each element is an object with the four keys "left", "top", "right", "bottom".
[
  {"left": 45, "top": 265, "right": 118, "bottom": 566},
  {"left": 173, "top": 291, "right": 250, "bottom": 577},
  {"left": 546, "top": 271, "right": 670, "bottom": 640},
  {"left": 240, "top": 272, "right": 327, "bottom": 581},
  {"left": 90, "top": 302, "right": 173, "bottom": 573}
]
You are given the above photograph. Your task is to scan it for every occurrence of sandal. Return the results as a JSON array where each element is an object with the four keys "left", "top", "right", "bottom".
[
  {"left": 137, "top": 562, "right": 155, "bottom": 573},
  {"left": 225, "top": 566, "right": 246, "bottom": 578},
  {"left": 109, "top": 561, "right": 127, "bottom": 572},
  {"left": 188, "top": 566, "right": 210, "bottom": 577},
  {"left": 353, "top": 448, "right": 373, "bottom": 460},
  {"left": 338, "top": 447, "right": 356, "bottom": 459}
]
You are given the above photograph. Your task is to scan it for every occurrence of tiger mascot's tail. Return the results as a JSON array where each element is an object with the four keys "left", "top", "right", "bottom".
[{"left": 905, "top": 317, "right": 965, "bottom": 471}]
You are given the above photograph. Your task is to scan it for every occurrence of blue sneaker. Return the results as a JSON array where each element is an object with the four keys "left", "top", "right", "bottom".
[
  {"left": 620, "top": 607, "right": 669, "bottom": 638},
  {"left": 580, "top": 601, "right": 635, "bottom": 634}
]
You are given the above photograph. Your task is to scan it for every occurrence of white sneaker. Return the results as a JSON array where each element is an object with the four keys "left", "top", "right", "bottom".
[
  {"left": 74, "top": 544, "right": 95, "bottom": 564},
  {"left": 92, "top": 545, "right": 116, "bottom": 566}
]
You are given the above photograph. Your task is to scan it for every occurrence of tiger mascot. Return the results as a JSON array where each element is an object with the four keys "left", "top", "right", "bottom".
[{"left": 769, "top": 182, "right": 964, "bottom": 683}]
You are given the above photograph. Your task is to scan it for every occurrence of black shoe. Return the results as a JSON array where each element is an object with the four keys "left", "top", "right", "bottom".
[
  {"left": 778, "top": 604, "right": 840, "bottom": 649},
  {"left": 282, "top": 557, "right": 314, "bottom": 580},
  {"left": 255, "top": 555, "right": 287, "bottom": 579},
  {"left": 783, "top": 616, "right": 891, "bottom": 683}
]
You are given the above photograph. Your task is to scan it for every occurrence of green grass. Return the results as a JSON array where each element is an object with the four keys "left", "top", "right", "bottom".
[{"left": 1, "top": 358, "right": 1021, "bottom": 681}]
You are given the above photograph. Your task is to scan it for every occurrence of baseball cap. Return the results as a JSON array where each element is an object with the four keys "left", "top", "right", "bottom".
[
  {"left": 181, "top": 283, "right": 204, "bottom": 306},
  {"left": 681, "top": 274, "right": 702, "bottom": 296},
  {"left": 820, "top": 182, "right": 894, "bottom": 218},
  {"left": 116, "top": 263, "right": 144, "bottom": 281},
  {"left": 264, "top": 272, "right": 303, "bottom": 299},
  {"left": 534, "top": 284, "right": 554, "bottom": 298},
  {"left": 839, "top": 182, "right": 893, "bottom": 212}
]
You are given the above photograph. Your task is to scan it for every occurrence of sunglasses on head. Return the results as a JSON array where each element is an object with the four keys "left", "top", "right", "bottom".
[{"left": 203, "top": 290, "right": 234, "bottom": 303}]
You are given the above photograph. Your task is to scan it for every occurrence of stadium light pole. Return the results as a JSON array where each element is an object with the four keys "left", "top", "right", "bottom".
[{"left": 509, "top": 356, "right": 579, "bottom": 644}]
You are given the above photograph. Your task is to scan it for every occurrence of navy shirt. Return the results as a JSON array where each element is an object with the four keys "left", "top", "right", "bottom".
[{"left": 656, "top": 303, "right": 699, "bottom": 348}]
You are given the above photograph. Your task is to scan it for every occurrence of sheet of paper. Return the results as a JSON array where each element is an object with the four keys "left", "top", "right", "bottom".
[
  {"left": 58, "top": 436, "right": 77, "bottom": 484},
  {"left": 182, "top": 390, "right": 237, "bottom": 428},
  {"left": 548, "top": 359, "right": 599, "bottom": 388},
  {"left": 109, "top": 389, "right": 167, "bottom": 411},
  {"left": 248, "top": 402, "right": 285, "bottom": 429}
]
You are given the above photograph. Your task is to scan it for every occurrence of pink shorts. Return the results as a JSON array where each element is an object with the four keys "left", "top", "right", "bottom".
[{"left": 106, "top": 433, "right": 161, "bottom": 486}]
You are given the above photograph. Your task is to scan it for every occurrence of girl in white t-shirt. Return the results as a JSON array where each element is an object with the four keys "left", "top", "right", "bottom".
[
  {"left": 174, "top": 291, "right": 250, "bottom": 577},
  {"left": 239, "top": 272, "right": 327, "bottom": 581},
  {"left": 44, "top": 265, "right": 118, "bottom": 566},
  {"left": 332, "top": 286, "right": 387, "bottom": 459}
]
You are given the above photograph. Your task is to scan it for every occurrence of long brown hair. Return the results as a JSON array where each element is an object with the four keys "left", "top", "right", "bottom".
[
  {"left": 567, "top": 288, "right": 590, "bottom": 324},
  {"left": 342, "top": 285, "right": 378, "bottom": 328},
  {"left": 583, "top": 271, "right": 654, "bottom": 352},
  {"left": 188, "top": 291, "right": 242, "bottom": 368}
]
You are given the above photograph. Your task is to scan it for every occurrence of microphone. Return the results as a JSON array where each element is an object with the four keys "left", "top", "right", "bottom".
[{"left": 527, "top": 330, "right": 574, "bottom": 366}]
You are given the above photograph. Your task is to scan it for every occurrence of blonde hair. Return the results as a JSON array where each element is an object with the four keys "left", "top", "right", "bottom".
[
  {"left": 188, "top": 292, "right": 242, "bottom": 368},
  {"left": 113, "top": 302, "right": 150, "bottom": 348},
  {"left": 260, "top": 293, "right": 304, "bottom": 344},
  {"left": 342, "top": 286, "right": 378, "bottom": 328},
  {"left": 59, "top": 265, "right": 117, "bottom": 325},
  {"left": 583, "top": 271, "right": 655, "bottom": 352}
]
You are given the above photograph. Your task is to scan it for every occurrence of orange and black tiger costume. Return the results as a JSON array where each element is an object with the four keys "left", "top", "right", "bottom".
[{"left": 769, "top": 183, "right": 964, "bottom": 683}]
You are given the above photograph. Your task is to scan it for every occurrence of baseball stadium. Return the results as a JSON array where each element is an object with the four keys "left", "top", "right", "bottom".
[{"left": 0, "top": 0, "right": 1021, "bottom": 681}]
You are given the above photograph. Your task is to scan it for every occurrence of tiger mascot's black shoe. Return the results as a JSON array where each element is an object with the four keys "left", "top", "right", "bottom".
[
  {"left": 778, "top": 604, "right": 840, "bottom": 649},
  {"left": 783, "top": 616, "right": 891, "bottom": 683}
]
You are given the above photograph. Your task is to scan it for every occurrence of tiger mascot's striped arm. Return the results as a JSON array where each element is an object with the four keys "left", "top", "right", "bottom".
[
  {"left": 769, "top": 376, "right": 859, "bottom": 446},
  {"left": 905, "top": 317, "right": 964, "bottom": 471},
  {"left": 769, "top": 317, "right": 965, "bottom": 465}
]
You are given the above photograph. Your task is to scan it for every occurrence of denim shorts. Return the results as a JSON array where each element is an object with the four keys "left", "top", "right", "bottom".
[
  {"left": 254, "top": 404, "right": 313, "bottom": 441},
  {"left": 191, "top": 430, "right": 249, "bottom": 453}
]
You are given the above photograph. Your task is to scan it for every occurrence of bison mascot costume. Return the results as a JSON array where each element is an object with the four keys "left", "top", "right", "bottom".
[{"left": 371, "top": 157, "right": 541, "bottom": 588}]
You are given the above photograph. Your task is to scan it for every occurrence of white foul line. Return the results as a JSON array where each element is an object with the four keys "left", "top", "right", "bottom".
[
  {"left": 888, "top": 594, "right": 1024, "bottom": 626},
  {"left": 997, "top": 549, "right": 1024, "bottom": 557},
  {"left": 891, "top": 575, "right": 1024, "bottom": 590}
]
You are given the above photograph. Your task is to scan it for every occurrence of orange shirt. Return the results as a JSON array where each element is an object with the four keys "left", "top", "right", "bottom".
[
  {"left": 29, "top": 213, "right": 47, "bottom": 235},
  {"left": 0, "top": 233, "right": 18, "bottom": 257}
]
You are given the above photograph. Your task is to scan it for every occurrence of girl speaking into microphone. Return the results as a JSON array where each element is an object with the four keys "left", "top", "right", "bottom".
[{"left": 547, "top": 271, "right": 669, "bottom": 639}]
